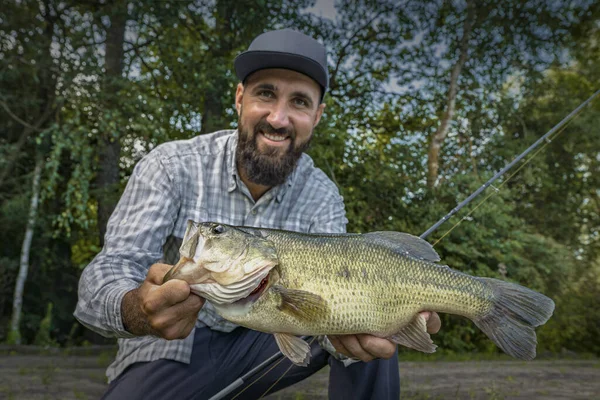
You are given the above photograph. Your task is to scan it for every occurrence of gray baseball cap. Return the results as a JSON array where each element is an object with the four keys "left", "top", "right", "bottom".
[{"left": 234, "top": 29, "right": 329, "bottom": 101}]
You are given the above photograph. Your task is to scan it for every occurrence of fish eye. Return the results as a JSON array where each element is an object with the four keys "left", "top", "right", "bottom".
[{"left": 212, "top": 224, "right": 225, "bottom": 235}]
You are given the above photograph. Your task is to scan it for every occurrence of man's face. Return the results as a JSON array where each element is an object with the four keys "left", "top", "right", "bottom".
[{"left": 235, "top": 68, "right": 325, "bottom": 187}]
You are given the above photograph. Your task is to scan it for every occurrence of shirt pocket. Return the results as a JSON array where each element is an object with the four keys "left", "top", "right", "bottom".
[{"left": 278, "top": 215, "right": 313, "bottom": 233}]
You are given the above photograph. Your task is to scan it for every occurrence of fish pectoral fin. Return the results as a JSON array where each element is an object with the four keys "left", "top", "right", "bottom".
[
  {"left": 388, "top": 313, "right": 437, "bottom": 353},
  {"left": 272, "top": 285, "right": 328, "bottom": 321},
  {"left": 273, "top": 333, "right": 311, "bottom": 367}
]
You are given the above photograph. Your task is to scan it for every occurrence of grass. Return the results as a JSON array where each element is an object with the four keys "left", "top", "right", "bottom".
[
  {"left": 39, "top": 365, "right": 57, "bottom": 386},
  {"left": 96, "top": 351, "right": 114, "bottom": 368},
  {"left": 73, "top": 389, "right": 88, "bottom": 400}
]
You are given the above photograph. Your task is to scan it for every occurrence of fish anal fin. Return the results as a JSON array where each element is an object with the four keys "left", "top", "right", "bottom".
[
  {"left": 274, "top": 333, "right": 311, "bottom": 366},
  {"left": 364, "top": 232, "right": 440, "bottom": 262},
  {"left": 388, "top": 313, "right": 437, "bottom": 353},
  {"left": 272, "top": 285, "right": 328, "bottom": 321}
]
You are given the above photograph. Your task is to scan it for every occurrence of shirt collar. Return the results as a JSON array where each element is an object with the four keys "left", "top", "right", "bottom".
[
  {"left": 226, "top": 129, "right": 297, "bottom": 203},
  {"left": 226, "top": 131, "right": 239, "bottom": 193}
]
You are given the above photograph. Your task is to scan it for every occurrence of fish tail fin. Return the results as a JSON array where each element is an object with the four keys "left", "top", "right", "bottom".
[{"left": 473, "top": 277, "right": 555, "bottom": 360}]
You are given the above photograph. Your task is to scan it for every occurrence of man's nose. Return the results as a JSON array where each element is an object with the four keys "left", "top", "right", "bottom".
[{"left": 266, "top": 100, "right": 290, "bottom": 129}]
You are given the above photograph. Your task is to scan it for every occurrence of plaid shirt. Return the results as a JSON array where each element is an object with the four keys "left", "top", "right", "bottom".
[{"left": 74, "top": 129, "right": 348, "bottom": 382}]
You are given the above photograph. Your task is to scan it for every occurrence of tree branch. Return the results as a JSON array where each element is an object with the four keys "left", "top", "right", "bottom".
[
  {"left": 426, "top": 0, "right": 477, "bottom": 188},
  {"left": 330, "top": 3, "right": 397, "bottom": 89},
  {"left": 0, "top": 101, "right": 57, "bottom": 188},
  {"left": 0, "top": 98, "right": 46, "bottom": 133}
]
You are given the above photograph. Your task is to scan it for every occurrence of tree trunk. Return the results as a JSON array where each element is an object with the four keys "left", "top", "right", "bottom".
[
  {"left": 8, "top": 154, "right": 43, "bottom": 344},
  {"left": 0, "top": 102, "right": 55, "bottom": 188},
  {"left": 97, "top": 2, "right": 127, "bottom": 246},
  {"left": 201, "top": 0, "right": 234, "bottom": 134},
  {"left": 426, "top": 1, "right": 476, "bottom": 188}
]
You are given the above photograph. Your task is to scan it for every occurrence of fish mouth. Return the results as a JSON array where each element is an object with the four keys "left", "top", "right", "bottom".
[
  {"left": 188, "top": 267, "right": 273, "bottom": 305},
  {"left": 232, "top": 273, "right": 271, "bottom": 306}
]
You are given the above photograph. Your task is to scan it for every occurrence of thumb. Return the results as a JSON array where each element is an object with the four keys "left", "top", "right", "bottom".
[
  {"left": 419, "top": 311, "right": 431, "bottom": 321},
  {"left": 147, "top": 263, "right": 174, "bottom": 285}
]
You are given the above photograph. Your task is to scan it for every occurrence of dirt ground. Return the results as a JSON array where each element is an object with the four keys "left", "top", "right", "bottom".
[{"left": 0, "top": 347, "right": 598, "bottom": 399}]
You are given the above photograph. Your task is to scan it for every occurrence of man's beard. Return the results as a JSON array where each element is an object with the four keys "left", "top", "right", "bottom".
[{"left": 236, "top": 117, "right": 312, "bottom": 187}]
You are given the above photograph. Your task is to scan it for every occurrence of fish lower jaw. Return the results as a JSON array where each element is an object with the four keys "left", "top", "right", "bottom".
[
  {"left": 231, "top": 274, "right": 270, "bottom": 306},
  {"left": 189, "top": 268, "right": 272, "bottom": 305}
]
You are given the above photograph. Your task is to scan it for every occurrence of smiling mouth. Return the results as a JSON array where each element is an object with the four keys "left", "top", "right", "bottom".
[{"left": 261, "top": 131, "right": 290, "bottom": 142}]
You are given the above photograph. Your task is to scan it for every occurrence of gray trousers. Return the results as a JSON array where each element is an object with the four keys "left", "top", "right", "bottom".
[{"left": 102, "top": 327, "right": 400, "bottom": 400}]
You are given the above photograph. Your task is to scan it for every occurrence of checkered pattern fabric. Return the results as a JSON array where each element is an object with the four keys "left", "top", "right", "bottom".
[{"left": 74, "top": 130, "right": 348, "bottom": 382}]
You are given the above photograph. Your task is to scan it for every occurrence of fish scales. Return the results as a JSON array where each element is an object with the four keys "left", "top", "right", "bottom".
[
  {"left": 165, "top": 222, "right": 555, "bottom": 364},
  {"left": 230, "top": 230, "right": 494, "bottom": 336}
]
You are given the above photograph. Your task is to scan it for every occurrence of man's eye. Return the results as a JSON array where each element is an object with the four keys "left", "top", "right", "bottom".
[
  {"left": 258, "top": 91, "right": 274, "bottom": 98},
  {"left": 293, "top": 98, "right": 307, "bottom": 107}
]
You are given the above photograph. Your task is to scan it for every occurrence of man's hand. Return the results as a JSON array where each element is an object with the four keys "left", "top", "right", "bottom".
[
  {"left": 328, "top": 311, "right": 441, "bottom": 362},
  {"left": 121, "top": 263, "right": 204, "bottom": 340}
]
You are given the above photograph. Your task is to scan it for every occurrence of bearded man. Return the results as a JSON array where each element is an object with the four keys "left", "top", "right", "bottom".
[{"left": 75, "top": 29, "right": 440, "bottom": 399}]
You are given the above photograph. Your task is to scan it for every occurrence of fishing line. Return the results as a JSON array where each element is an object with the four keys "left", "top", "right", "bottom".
[
  {"left": 229, "top": 354, "right": 289, "bottom": 400},
  {"left": 258, "top": 337, "right": 318, "bottom": 399},
  {"left": 430, "top": 96, "right": 596, "bottom": 247}
]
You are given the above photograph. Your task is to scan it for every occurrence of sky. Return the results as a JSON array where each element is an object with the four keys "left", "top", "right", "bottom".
[{"left": 305, "top": 0, "right": 338, "bottom": 20}]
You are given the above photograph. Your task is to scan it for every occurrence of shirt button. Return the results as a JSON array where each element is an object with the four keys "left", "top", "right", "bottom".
[{"left": 252, "top": 210, "right": 257, "bottom": 215}]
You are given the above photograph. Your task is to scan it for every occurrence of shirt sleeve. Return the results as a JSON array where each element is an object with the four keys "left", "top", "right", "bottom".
[{"left": 73, "top": 149, "right": 180, "bottom": 338}]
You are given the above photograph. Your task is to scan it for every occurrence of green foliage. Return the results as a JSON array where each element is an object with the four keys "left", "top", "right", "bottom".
[
  {"left": 5, "top": 330, "right": 20, "bottom": 346},
  {"left": 0, "top": 0, "right": 599, "bottom": 356},
  {"left": 34, "top": 303, "right": 58, "bottom": 347}
]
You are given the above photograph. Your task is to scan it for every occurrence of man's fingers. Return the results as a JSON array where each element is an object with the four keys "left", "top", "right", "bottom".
[
  {"left": 337, "top": 335, "right": 376, "bottom": 362},
  {"left": 143, "top": 279, "right": 191, "bottom": 314},
  {"left": 178, "top": 293, "right": 204, "bottom": 316},
  {"left": 426, "top": 312, "right": 441, "bottom": 334},
  {"left": 328, "top": 335, "right": 352, "bottom": 358},
  {"left": 419, "top": 311, "right": 441, "bottom": 334},
  {"left": 147, "top": 263, "right": 174, "bottom": 285},
  {"left": 148, "top": 294, "right": 204, "bottom": 339},
  {"left": 357, "top": 335, "right": 396, "bottom": 359}
]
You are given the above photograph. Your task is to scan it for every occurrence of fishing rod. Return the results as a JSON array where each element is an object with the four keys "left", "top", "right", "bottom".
[
  {"left": 209, "top": 89, "right": 600, "bottom": 400},
  {"left": 420, "top": 88, "right": 600, "bottom": 240}
]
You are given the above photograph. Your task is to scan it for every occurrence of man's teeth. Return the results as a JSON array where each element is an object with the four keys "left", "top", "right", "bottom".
[{"left": 262, "top": 132, "right": 288, "bottom": 142}]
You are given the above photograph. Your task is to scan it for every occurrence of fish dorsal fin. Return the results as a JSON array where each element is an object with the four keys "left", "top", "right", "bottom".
[
  {"left": 273, "top": 333, "right": 311, "bottom": 366},
  {"left": 388, "top": 313, "right": 437, "bottom": 353},
  {"left": 363, "top": 231, "right": 440, "bottom": 262},
  {"left": 237, "top": 226, "right": 268, "bottom": 239},
  {"left": 271, "top": 285, "right": 328, "bottom": 321}
]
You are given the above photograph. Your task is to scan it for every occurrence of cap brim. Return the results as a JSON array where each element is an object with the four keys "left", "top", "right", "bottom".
[{"left": 234, "top": 51, "right": 328, "bottom": 91}]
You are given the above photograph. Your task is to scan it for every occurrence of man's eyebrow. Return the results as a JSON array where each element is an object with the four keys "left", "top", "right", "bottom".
[{"left": 253, "top": 83, "right": 276, "bottom": 92}]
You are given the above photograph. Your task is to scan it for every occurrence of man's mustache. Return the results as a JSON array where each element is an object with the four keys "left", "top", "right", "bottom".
[{"left": 253, "top": 120, "right": 294, "bottom": 139}]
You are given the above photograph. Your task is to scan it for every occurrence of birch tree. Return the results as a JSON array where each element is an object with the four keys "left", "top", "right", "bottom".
[
  {"left": 8, "top": 155, "right": 43, "bottom": 344},
  {"left": 1, "top": 0, "right": 62, "bottom": 343}
]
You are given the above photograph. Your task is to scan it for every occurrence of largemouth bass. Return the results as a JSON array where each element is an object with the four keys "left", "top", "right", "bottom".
[{"left": 164, "top": 221, "right": 555, "bottom": 366}]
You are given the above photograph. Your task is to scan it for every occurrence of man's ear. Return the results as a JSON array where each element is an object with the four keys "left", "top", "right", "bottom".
[
  {"left": 313, "top": 103, "right": 326, "bottom": 128},
  {"left": 235, "top": 83, "right": 244, "bottom": 116}
]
